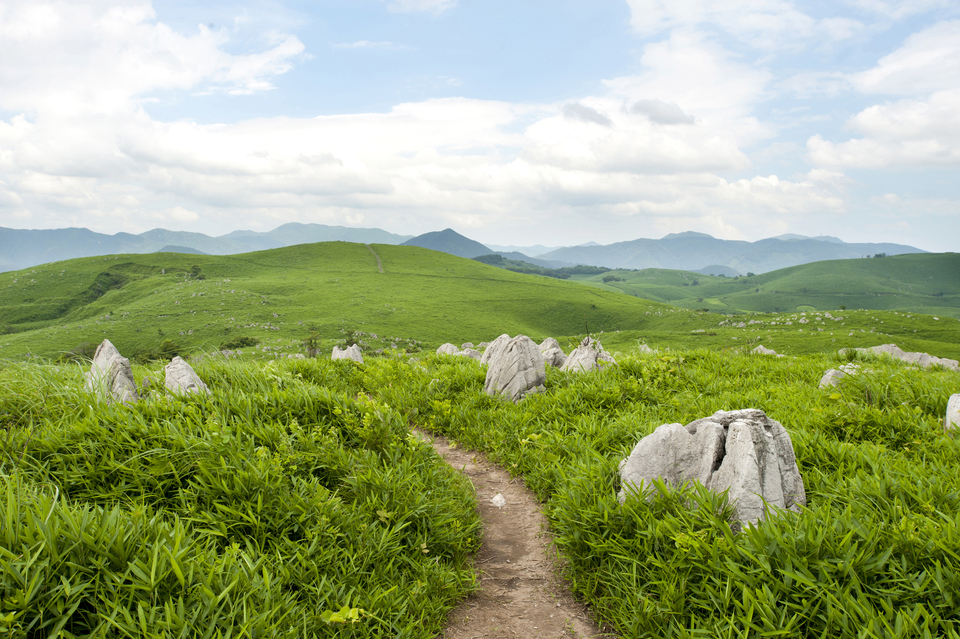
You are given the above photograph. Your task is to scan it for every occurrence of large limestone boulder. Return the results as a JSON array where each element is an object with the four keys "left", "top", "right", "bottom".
[
  {"left": 84, "top": 339, "right": 139, "bottom": 404},
  {"left": 560, "top": 337, "right": 615, "bottom": 373},
  {"left": 947, "top": 394, "right": 960, "bottom": 431},
  {"left": 332, "top": 344, "right": 364, "bottom": 363},
  {"left": 854, "top": 344, "right": 959, "bottom": 371},
  {"left": 165, "top": 356, "right": 209, "bottom": 395},
  {"left": 540, "top": 337, "right": 561, "bottom": 352},
  {"left": 480, "top": 334, "right": 511, "bottom": 366},
  {"left": 483, "top": 335, "right": 545, "bottom": 402},
  {"left": 542, "top": 346, "right": 567, "bottom": 368},
  {"left": 436, "top": 343, "right": 459, "bottom": 356},
  {"left": 818, "top": 363, "right": 861, "bottom": 388},
  {"left": 457, "top": 348, "right": 482, "bottom": 361},
  {"left": 618, "top": 409, "right": 805, "bottom": 529}
]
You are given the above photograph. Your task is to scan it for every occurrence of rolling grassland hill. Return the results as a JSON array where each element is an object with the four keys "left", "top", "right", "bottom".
[
  {"left": 575, "top": 253, "right": 960, "bottom": 319},
  {"left": 0, "top": 242, "right": 668, "bottom": 361},
  {"left": 0, "top": 223, "right": 413, "bottom": 273}
]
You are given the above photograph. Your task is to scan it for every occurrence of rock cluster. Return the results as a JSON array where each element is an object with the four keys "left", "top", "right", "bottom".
[
  {"left": 436, "top": 343, "right": 482, "bottom": 360},
  {"left": 482, "top": 335, "right": 545, "bottom": 402},
  {"left": 84, "top": 339, "right": 139, "bottom": 404},
  {"left": 332, "top": 344, "right": 364, "bottom": 363},
  {"left": 851, "top": 344, "right": 959, "bottom": 371},
  {"left": 618, "top": 409, "right": 806, "bottom": 529}
]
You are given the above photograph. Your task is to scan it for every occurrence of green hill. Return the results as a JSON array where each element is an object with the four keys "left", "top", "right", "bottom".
[
  {"left": 401, "top": 228, "right": 492, "bottom": 258},
  {"left": 576, "top": 253, "right": 960, "bottom": 319},
  {"left": 0, "top": 242, "right": 666, "bottom": 360}
]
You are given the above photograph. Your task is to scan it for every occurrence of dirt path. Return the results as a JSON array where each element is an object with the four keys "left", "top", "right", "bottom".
[
  {"left": 420, "top": 431, "right": 613, "bottom": 639},
  {"left": 365, "top": 244, "right": 383, "bottom": 273}
]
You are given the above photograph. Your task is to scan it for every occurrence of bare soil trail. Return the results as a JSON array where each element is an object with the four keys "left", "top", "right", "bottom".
[
  {"left": 365, "top": 244, "right": 384, "bottom": 273},
  {"left": 420, "top": 431, "right": 614, "bottom": 639}
]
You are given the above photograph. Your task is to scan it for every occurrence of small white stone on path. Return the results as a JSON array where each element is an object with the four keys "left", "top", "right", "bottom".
[{"left": 490, "top": 493, "right": 506, "bottom": 508}]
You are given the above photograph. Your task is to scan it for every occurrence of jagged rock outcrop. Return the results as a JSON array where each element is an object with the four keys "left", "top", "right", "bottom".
[
  {"left": 947, "top": 394, "right": 960, "bottom": 431},
  {"left": 483, "top": 335, "right": 545, "bottom": 402},
  {"left": 560, "top": 337, "right": 615, "bottom": 373},
  {"left": 436, "top": 343, "right": 459, "bottom": 356},
  {"left": 542, "top": 347, "right": 567, "bottom": 368},
  {"left": 851, "top": 344, "right": 959, "bottom": 371},
  {"left": 84, "top": 339, "right": 139, "bottom": 404},
  {"left": 332, "top": 344, "right": 364, "bottom": 363},
  {"left": 480, "top": 334, "right": 511, "bottom": 366},
  {"left": 618, "top": 409, "right": 805, "bottom": 529},
  {"left": 819, "top": 363, "right": 861, "bottom": 388},
  {"left": 165, "top": 356, "right": 210, "bottom": 395}
]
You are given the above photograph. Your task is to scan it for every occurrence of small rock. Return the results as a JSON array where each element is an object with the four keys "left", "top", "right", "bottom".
[
  {"left": 84, "top": 339, "right": 138, "bottom": 404},
  {"left": 332, "top": 344, "right": 364, "bottom": 363},
  {"left": 947, "top": 394, "right": 960, "bottom": 431},
  {"left": 560, "top": 337, "right": 615, "bottom": 373},
  {"left": 490, "top": 493, "right": 506, "bottom": 508},
  {"left": 483, "top": 335, "right": 545, "bottom": 402},
  {"left": 165, "top": 356, "right": 210, "bottom": 395},
  {"left": 436, "top": 343, "right": 459, "bottom": 356}
]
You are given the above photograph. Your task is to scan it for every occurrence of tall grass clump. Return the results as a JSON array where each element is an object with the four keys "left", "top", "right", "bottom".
[
  {"left": 0, "top": 358, "right": 481, "bottom": 637},
  {"left": 398, "top": 349, "right": 960, "bottom": 638}
]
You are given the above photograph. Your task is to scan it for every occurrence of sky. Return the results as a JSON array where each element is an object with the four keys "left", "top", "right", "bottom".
[{"left": 0, "top": 0, "right": 958, "bottom": 251}]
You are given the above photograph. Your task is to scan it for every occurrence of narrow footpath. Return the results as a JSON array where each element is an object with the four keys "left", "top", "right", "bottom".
[
  {"left": 365, "top": 244, "right": 384, "bottom": 273},
  {"left": 420, "top": 431, "right": 613, "bottom": 639}
]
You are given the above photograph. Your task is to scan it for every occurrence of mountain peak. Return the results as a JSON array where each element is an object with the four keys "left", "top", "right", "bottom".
[
  {"left": 401, "top": 228, "right": 492, "bottom": 258},
  {"left": 661, "top": 231, "right": 716, "bottom": 240}
]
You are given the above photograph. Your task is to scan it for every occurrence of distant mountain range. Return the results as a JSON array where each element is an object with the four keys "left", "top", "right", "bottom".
[{"left": 0, "top": 224, "right": 926, "bottom": 275}]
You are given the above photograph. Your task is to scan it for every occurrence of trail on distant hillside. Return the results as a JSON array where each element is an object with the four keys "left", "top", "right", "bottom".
[
  {"left": 365, "top": 244, "right": 383, "bottom": 273},
  {"left": 420, "top": 431, "right": 611, "bottom": 639}
]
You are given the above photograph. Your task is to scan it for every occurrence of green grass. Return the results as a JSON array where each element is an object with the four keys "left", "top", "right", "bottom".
[
  {"left": 0, "top": 243, "right": 666, "bottom": 361},
  {"left": 576, "top": 253, "right": 960, "bottom": 319}
]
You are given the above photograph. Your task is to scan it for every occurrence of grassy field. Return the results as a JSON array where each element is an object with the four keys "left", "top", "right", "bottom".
[
  {"left": 2, "top": 244, "right": 959, "bottom": 364},
  {"left": 0, "top": 242, "right": 668, "bottom": 361},
  {"left": 3, "top": 344, "right": 959, "bottom": 636},
  {"left": 573, "top": 253, "right": 960, "bottom": 319}
]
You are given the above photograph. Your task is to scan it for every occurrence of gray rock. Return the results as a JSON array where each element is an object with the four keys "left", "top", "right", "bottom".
[
  {"left": 461, "top": 342, "right": 474, "bottom": 350},
  {"left": 947, "top": 394, "right": 960, "bottom": 431},
  {"left": 84, "top": 339, "right": 139, "bottom": 404},
  {"left": 618, "top": 409, "right": 805, "bottom": 529},
  {"left": 560, "top": 337, "right": 615, "bottom": 373},
  {"left": 542, "top": 346, "right": 567, "bottom": 368},
  {"left": 483, "top": 335, "right": 546, "bottom": 402},
  {"left": 480, "top": 334, "right": 512, "bottom": 366},
  {"left": 457, "top": 348, "right": 482, "bottom": 361},
  {"left": 539, "top": 337, "right": 561, "bottom": 352},
  {"left": 165, "top": 356, "right": 210, "bottom": 395},
  {"left": 751, "top": 345, "right": 779, "bottom": 356},
  {"left": 332, "top": 344, "right": 364, "bottom": 363},
  {"left": 818, "top": 363, "right": 861, "bottom": 388},
  {"left": 637, "top": 344, "right": 655, "bottom": 354},
  {"left": 436, "top": 343, "right": 459, "bottom": 356},
  {"left": 853, "top": 344, "right": 959, "bottom": 371}
]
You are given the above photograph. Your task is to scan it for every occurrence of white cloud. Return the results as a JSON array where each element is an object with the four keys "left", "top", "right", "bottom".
[
  {"left": 851, "top": 20, "right": 960, "bottom": 95},
  {"left": 0, "top": 0, "right": 305, "bottom": 116},
  {"left": 380, "top": 0, "right": 457, "bottom": 15},
  {"left": 624, "top": 0, "right": 863, "bottom": 49},
  {"left": 808, "top": 89, "right": 960, "bottom": 167}
]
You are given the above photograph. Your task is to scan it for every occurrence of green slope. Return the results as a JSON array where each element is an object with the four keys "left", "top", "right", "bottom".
[
  {"left": 579, "top": 253, "right": 960, "bottom": 318},
  {"left": 0, "top": 242, "right": 666, "bottom": 359}
]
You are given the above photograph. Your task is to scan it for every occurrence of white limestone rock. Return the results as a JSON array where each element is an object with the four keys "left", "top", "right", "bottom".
[
  {"left": 457, "top": 348, "right": 483, "bottom": 361},
  {"left": 84, "top": 339, "right": 139, "bottom": 404},
  {"left": 542, "top": 346, "right": 567, "bottom": 368},
  {"left": 165, "top": 356, "right": 210, "bottom": 395},
  {"left": 618, "top": 409, "right": 805, "bottom": 529},
  {"left": 752, "top": 345, "right": 779, "bottom": 356},
  {"left": 946, "top": 394, "right": 960, "bottom": 431},
  {"left": 560, "top": 337, "right": 615, "bottom": 373},
  {"left": 637, "top": 344, "right": 655, "bottom": 354},
  {"left": 818, "top": 363, "right": 861, "bottom": 389},
  {"left": 480, "top": 334, "right": 511, "bottom": 366},
  {"left": 539, "top": 337, "right": 561, "bottom": 352},
  {"left": 483, "top": 335, "right": 546, "bottom": 402},
  {"left": 854, "top": 344, "right": 959, "bottom": 371},
  {"left": 436, "top": 343, "right": 459, "bottom": 356},
  {"left": 332, "top": 344, "right": 364, "bottom": 363}
]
